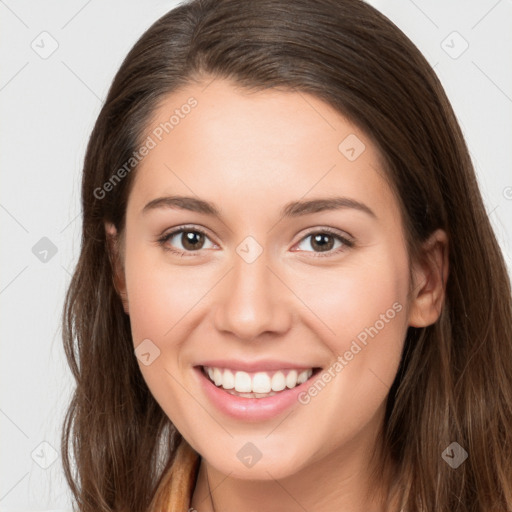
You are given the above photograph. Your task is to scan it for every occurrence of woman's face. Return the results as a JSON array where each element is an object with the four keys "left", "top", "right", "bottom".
[{"left": 108, "top": 78, "right": 436, "bottom": 480}]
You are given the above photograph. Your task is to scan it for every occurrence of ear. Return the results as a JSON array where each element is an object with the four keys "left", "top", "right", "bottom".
[
  {"left": 105, "top": 222, "right": 129, "bottom": 315},
  {"left": 408, "top": 228, "right": 449, "bottom": 328}
]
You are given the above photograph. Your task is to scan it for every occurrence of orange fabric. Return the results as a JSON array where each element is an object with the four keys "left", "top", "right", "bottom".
[{"left": 148, "top": 438, "right": 200, "bottom": 511}]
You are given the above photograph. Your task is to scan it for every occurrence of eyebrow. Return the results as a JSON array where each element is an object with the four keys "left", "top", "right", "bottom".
[{"left": 142, "top": 195, "right": 376, "bottom": 219}]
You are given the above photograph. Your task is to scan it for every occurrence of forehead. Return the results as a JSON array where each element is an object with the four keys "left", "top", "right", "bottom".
[{"left": 126, "top": 78, "right": 400, "bottom": 225}]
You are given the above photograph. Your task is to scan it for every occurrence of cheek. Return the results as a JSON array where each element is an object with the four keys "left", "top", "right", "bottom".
[
  {"left": 290, "top": 246, "right": 409, "bottom": 409},
  {"left": 122, "top": 244, "right": 210, "bottom": 427},
  {"left": 124, "top": 242, "right": 212, "bottom": 344},
  {"left": 291, "top": 250, "right": 409, "bottom": 348}
]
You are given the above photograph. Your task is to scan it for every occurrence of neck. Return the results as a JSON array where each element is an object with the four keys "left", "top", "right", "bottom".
[{"left": 190, "top": 414, "right": 397, "bottom": 512}]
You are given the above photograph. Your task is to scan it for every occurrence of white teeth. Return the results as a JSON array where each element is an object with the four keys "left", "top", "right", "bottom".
[
  {"left": 286, "top": 370, "right": 298, "bottom": 388},
  {"left": 204, "top": 366, "right": 314, "bottom": 394},
  {"left": 213, "top": 368, "right": 223, "bottom": 386},
  {"left": 271, "top": 371, "right": 286, "bottom": 392},
  {"left": 222, "top": 369, "right": 235, "bottom": 389},
  {"left": 234, "top": 371, "right": 252, "bottom": 392},
  {"left": 252, "top": 372, "right": 271, "bottom": 393},
  {"left": 297, "top": 369, "right": 309, "bottom": 385}
]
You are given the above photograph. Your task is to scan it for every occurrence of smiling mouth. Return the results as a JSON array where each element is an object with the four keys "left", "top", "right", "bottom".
[{"left": 200, "top": 365, "right": 322, "bottom": 399}]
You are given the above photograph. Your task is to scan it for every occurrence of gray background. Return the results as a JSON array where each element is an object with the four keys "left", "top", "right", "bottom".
[{"left": 1, "top": 1, "right": 511, "bottom": 510}]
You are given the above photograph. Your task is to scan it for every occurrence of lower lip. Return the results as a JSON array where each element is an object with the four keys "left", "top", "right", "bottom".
[{"left": 194, "top": 367, "right": 319, "bottom": 421}]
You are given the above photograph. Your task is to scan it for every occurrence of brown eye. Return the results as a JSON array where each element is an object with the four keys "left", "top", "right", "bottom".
[
  {"left": 180, "top": 231, "right": 206, "bottom": 250},
  {"left": 158, "top": 227, "right": 215, "bottom": 255},
  {"left": 294, "top": 229, "right": 354, "bottom": 257},
  {"left": 309, "top": 233, "right": 335, "bottom": 252}
]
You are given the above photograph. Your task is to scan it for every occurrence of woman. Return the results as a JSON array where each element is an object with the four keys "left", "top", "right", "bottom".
[{"left": 61, "top": 0, "right": 512, "bottom": 510}]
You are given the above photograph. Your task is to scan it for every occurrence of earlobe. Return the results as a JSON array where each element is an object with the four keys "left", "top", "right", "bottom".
[
  {"left": 408, "top": 229, "right": 449, "bottom": 328},
  {"left": 105, "top": 222, "right": 129, "bottom": 315}
]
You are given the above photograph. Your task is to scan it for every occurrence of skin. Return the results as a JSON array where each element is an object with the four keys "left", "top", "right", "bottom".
[{"left": 106, "top": 77, "right": 448, "bottom": 512}]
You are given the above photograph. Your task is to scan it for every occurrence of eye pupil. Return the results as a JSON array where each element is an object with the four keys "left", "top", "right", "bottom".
[
  {"left": 311, "top": 233, "right": 334, "bottom": 252},
  {"left": 182, "top": 231, "right": 204, "bottom": 250}
]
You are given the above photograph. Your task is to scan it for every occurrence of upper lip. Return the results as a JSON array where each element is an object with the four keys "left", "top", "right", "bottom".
[{"left": 195, "top": 359, "right": 320, "bottom": 372}]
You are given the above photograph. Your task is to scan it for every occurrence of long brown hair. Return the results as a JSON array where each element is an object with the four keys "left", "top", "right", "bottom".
[{"left": 61, "top": 0, "right": 512, "bottom": 510}]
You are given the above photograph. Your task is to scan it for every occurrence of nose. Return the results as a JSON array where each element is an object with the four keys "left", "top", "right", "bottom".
[{"left": 212, "top": 249, "right": 293, "bottom": 341}]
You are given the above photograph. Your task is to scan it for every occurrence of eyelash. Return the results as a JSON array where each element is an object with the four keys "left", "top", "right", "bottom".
[{"left": 157, "top": 225, "right": 355, "bottom": 258}]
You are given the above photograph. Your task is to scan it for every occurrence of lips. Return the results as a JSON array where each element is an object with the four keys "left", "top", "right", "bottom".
[{"left": 193, "top": 362, "right": 322, "bottom": 421}]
